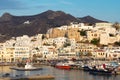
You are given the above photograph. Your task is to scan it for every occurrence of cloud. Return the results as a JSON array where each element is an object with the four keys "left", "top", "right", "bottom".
[
  {"left": 60, "top": 1, "right": 73, "bottom": 5},
  {"left": 0, "top": 0, "right": 26, "bottom": 10},
  {"left": 0, "top": 0, "right": 57, "bottom": 12},
  {"left": 35, "top": 3, "right": 56, "bottom": 9}
]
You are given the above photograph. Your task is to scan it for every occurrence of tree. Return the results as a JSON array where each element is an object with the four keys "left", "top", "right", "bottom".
[
  {"left": 80, "top": 30, "right": 87, "bottom": 36},
  {"left": 64, "top": 42, "right": 71, "bottom": 47},
  {"left": 86, "top": 52, "right": 92, "bottom": 57},
  {"left": 91, "top": 38, "right": 99, "bottom": 45},
  {"left": 79, "top": 52, "right": 84, "bottom": 58},
  {"left": 114, "top": 41, "right": 120, "bottom": 46},
  {"left": 32, "top": 54, "right": 37, "bottom": 63},
  {"left": 113, "top": 22, "right": 120, "bottom": 30},
  {"left": 109, "top": 33, "right": 114, "bottom": 37},
  {"left": 42, "top": 34, "right": 46, "bottom": 40},
  {"left": 64, "top": 39, "right": 71, "bottom": 47},
  {"left": 64, "top": 33, "right": 68, "bottom": 38}
]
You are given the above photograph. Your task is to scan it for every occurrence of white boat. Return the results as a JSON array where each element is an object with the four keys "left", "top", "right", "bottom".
[{"left": 10, "top": 62, "right": 42, "bottom": 71}]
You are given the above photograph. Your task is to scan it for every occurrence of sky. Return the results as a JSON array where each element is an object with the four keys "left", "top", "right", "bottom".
[{"left": 0, "top": 0, "right": 120, "bottom": 22}]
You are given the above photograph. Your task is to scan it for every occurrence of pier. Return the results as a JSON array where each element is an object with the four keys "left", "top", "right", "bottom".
[{"left": 0, "top": 75, "right": 55, "bottom": 80}]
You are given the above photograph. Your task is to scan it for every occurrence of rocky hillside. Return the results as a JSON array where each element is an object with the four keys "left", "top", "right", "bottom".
[{"left": 0, "top": 10, "right": 107, "bottom": 42}]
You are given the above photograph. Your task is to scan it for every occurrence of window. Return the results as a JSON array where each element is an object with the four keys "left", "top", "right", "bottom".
[
  {"left": 11, "top": 55, "right": 13, "bottom": 57},
  {"left": 94, "top": 34, "right": 97, "bottom": 36}
]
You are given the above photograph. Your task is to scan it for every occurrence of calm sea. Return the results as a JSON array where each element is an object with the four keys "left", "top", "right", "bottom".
[{"left": 0, "top": 66, "right": 120, "bottom": 80}]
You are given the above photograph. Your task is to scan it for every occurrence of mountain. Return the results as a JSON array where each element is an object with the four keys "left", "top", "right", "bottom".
[
  {"left": 0, "top": 13, "right": 13, "bottom": 21},
  {"left": 0, "top": 10, "right": 77, "bottom": 36},
  {"left": 78, "top": 15, "right": 107, "bottom": 24},
  {"left": 0, "top": 10, "right": 107, "bottom": 42}
]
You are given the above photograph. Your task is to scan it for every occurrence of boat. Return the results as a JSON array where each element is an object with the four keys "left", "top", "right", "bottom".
[
  {"left": 10, "top": 62, "right": 42, "bottom": 71},
  {"left": 82, "top": 66, "right": 92, "bottom": 71},
  {"left": 56, "top": 62, "right": 71, "bottom": 69},
  {"left": 55, "top": 61, "right": 75, "bottom": 70},
  {"left": 89, "top": 68, "right": 113, "bottom": 75},
  {"left": 88, "top": 64, "right": 115, "bottom": 75}
]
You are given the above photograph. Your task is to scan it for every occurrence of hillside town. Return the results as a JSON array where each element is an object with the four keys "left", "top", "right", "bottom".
[{"left": 0, "top": 22, "right": 120, "bottom": 63}]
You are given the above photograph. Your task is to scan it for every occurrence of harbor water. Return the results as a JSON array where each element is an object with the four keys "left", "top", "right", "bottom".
[{"left": 0, "top": 66, "right": 120, "bottom": 80}]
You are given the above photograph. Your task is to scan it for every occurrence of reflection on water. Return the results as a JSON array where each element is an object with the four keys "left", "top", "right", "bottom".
[
  {"left": 0, "top": 66, "right": 120, "bottom": 80},
  {"left": 0, "top": 66, "right": 11, "bottom": 76},
  {"left": 0, "top": 66, "right": 11, "bottom": 73}
]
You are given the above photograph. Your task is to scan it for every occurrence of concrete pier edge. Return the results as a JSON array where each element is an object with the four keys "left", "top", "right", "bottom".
[{"left": 0, "top": 75, "right": 55, "bottom": 80}]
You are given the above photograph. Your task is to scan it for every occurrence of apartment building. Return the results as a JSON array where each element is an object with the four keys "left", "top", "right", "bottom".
[
  {"left": 53, "top": 37, "right": 67, "bottom": 48},
  {"left": 92, "top": 49, "right": 107, "bottom": 59},
  {"left": 14, "top": 47, "right": 29, "bottom": 62},
  {"left": 87, "top": 30, "right": 100, "bottom": 41}
]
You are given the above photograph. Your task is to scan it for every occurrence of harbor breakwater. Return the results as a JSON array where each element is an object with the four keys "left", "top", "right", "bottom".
[{"left": 0, "top": 75, "right": 55, "bottom": 80}]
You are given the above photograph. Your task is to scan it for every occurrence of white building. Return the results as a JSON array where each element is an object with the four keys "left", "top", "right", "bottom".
[
  {"left": 40, "top": 46, "right": 57, "bottom": 60},
  {"left": 79, "top": 23, "right": 93, "bottom": 30},
  {"left": 4, "top": 39, "right": 16, "bottom": 47},
  {"left": 92, "top": 49, "right": 107, "bottom": 59},
  {"left": 69, "top": 22, "right": 93, "bottom": 30},
  {"left": 24, "top": 20, "right": 30, "bottom": 24},
  {"left": 104, "top": 47, "right": 120, "bottom": 59},
  {"left": 42, "top": 38, "right": 54, "bottom": 46},
  {"left": 30, "top": 34, "right": 43, "bottom": 48},
  {"left": 53, "top": 37, "right": 67, "bottom": 48},
  {"left": 69, "top": 39, "right": 76, "bottom": 49},
  {"left": 100, "top": 32, "right": 109, "bottom": 45},
  {"left": 14, "top": 47, "right": 30, "bottom": 62},
  {"left": 58, "top": 52, "right": 76, "bottom": 60},
  {"left": 15, "top": 35, "right": 31, "bottom": 47},
  {"left": 95, "top": 22, "right": 113, "bottom": 29}
]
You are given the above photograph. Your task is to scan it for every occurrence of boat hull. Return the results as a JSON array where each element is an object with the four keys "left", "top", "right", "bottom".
[
  {"left": 89, "top": 69, "right": 112, "bottom": 75},
  {"left": 56, "top": 65, "right": 71, "bottom": 69},
  {"left": 10, "top": 67, "right": 42, "bottom": 71},
  {"left": 83, "top": 66, "right": 92, "bottom": 71}
]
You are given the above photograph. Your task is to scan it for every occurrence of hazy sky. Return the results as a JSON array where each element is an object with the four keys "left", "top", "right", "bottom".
[{"left": 0, "top": 0, "right": 119, "bottom": 22}]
